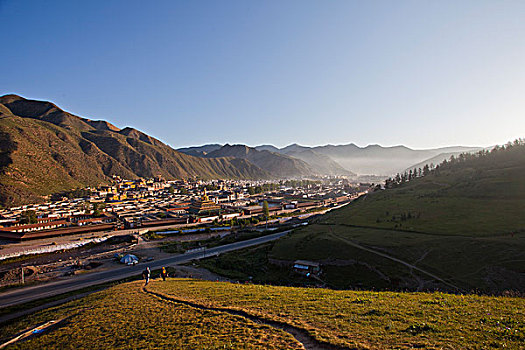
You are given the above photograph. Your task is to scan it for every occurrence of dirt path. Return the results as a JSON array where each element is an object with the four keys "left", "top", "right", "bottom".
[
  {"left": 142, "top": 287, "right": 349, "bottom": 350},
  {"left": 327, "top": 232, "right": 464, "bottom": 292}
]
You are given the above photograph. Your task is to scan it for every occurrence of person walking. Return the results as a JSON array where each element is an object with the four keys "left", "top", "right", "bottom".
[
  {"left": 142, "top": 267, "right": 150, "bottom": 286},
  {"left": 161, "top": 267, "right": 168, "bottom": 281}
]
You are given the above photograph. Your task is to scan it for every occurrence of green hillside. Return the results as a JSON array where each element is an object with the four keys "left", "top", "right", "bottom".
[
  {"left": 0, "top": 95, "right": 269, "bottom": 206},
  {"left": 201, "top": 142, "right": 525, "bottom": 293},
  {"left": 326, "top": 142, "right": 525, "bottom": 236},
  {"left": 271, "top": 142, "right": 525, "bottom": 293},
  {"left": 1, "top": 279, "right": 523, "bottom": 349}
]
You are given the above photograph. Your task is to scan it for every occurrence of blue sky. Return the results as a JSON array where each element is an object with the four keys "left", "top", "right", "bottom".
[{"left": 1, "top": 0, "right": 524, "bottom": 149}]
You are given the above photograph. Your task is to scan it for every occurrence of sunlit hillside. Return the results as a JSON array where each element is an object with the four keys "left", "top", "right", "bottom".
[{"left": 1, "top": 279, "right": 524, "bottom": 349}]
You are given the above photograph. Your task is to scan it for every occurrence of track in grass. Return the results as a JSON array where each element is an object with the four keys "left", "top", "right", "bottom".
[
  {"left": 326, "top": 230, "right": 463, "bottom": 292},
  {"left": 2, "top": 282, "right": 302, "bottom": 349},
  {"left": 143, "top": 286, "right": 348, "bottom": 350}
]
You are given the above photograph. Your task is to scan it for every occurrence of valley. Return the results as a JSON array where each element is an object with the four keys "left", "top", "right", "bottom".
[{"left": 3, "top": 2, "right": 524, "bottom": 348}]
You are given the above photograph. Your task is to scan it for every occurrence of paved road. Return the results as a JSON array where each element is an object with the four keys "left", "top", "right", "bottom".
[{"left": 0, "top": 230, "right": 289, "bottom": 309}]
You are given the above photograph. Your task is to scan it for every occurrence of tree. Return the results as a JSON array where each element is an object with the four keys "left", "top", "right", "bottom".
[
  {"left": 92, "top": 202, "right": 101, "bottom": 217},
  {"left": 395, "top": 173, "right": 401, "bottom": 185},
  {"left": 423, "top": 164, "right": 430, "bottom": 176},
  {"left": 20, "top": 210, "right": 37, "bottom": 224},
  {"left": 262, "top": 200, "right": 270, "bottom": 229}
]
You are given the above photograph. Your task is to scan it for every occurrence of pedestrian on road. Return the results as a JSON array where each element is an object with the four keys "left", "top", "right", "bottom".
[
  {"left": 142, "top": 267, "right": 150, "bottom": 286},
  {"left": 161, "top": 267, "right": 168, "bottom": 281}
]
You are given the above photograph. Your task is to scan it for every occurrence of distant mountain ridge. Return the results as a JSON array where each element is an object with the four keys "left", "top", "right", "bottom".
[
  {"left": 311, "top": 144, "right": 482, "bottom": 175},
  {"left": 263, "top": 143, "right": 355, "bottom": 176},
  {"left": 0, "top": 95, "right": 269, "bottom": 206},
  {"left": 177, "top": 144, "right": 222, "bottom": 157},
  {"left": 205, "top": 144, "right": 314, "bottom": 178},
  {"left": 181, "top": 143, "right": 482, "bottom": 176},
  {"left": 403, "top": 151, "right": 481, "bottom": 174},
  {"left": 180, "top": 143, "right": 355, "bottom": 176}
]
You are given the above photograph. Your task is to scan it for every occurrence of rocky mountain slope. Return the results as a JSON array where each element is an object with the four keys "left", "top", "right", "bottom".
[
  {"left": 205, "top": 144, "right": 313, "bottom": 178},
  {"left": 0, "top": 95, "right": 269, "bottom": 206}
]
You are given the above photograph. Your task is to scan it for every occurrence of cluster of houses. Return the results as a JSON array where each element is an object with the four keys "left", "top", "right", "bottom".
[{"left": 0, "top": 177, "right": 369, "bottom": 241}]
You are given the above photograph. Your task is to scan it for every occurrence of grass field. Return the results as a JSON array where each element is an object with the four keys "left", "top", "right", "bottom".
[
  {"left": 196, "top": 243, "right": 308, "bottom": 285},
  {"left": 1, "top": 279, "right": 523, "bottom": 349},
  {"left": 0, "top": 281, "right": 301, "bottom": 350},
  {"left": 269, "top": 224, "right": 525, "bottom": 292},
  {"left": 324, "top": 191, "right": 525, "bottom": 237},
  {"left": 325, "top": 147, "right": 525, "bottom": 237},
  {"left": 196, "top": 222, "right": 525, "bottom": 292}
]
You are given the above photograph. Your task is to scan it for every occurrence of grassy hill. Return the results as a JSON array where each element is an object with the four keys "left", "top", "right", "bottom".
[
  {"left": 200, "top": 142, "right": 525, "bottom": 293},
  {"left": 277, "top": 142, "right": 525, "bottom": 292},
  {"left": 0, "top": 95, "right": 269, "bottom": 206},
  {"left": 1, "top": 279, "right": 523, "bottom": 349},
  {"left": 331, "top": 142, "right": 525, "bottom": 236}
]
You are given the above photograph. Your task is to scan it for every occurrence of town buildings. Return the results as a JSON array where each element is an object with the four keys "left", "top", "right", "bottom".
[{"left": 0, "top": 176, "right": 369, "bottom": 241}]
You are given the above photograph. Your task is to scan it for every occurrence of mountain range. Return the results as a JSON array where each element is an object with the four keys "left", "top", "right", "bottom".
[
  {"left": 204, "top": 144, "right": 315, "bottom": 178},
  {"left": 180, "top": 143, "right": 482, "bottom": 177},
  {"left": 179, "top": 144, "right": 354, "bottom": 177},
  {"left": 0, "top": 94, "right": 483, "bottom": 206},
  {"left": 0, "top": 95, "right": 269, "bottom": 206}
]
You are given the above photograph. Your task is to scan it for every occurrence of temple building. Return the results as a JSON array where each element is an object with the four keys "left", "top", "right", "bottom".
[{"left": 188, "top": 189, "right": 221, "bottom": 216}]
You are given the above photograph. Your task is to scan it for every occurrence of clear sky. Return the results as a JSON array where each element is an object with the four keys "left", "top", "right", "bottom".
[{"left": 1, "top": 0, "right": 524, "bottom": 149}]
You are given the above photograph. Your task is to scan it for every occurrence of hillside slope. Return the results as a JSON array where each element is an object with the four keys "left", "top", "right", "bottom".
[
  {"left": 339, "top": 142, "right": 525, "bottom": 234},
  {"left": 0, "top": 95, "right": 269, "bottom": 206},
  {"left": 1, "top": 279, "right": 523, "bottom": 349},
  {"left": 403, "top": 150, "right": 485, "bottom": 173}
]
